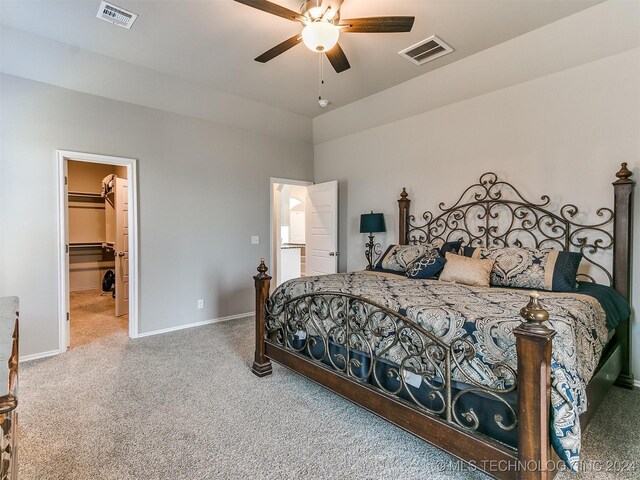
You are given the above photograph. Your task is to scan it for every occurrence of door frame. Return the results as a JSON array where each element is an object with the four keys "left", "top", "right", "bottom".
[
  {"left": 269, "top": 177, "right": 312, "bottom": 288},
  {"left": 56, "top": 150, "right": 140, "bottom": 352}
]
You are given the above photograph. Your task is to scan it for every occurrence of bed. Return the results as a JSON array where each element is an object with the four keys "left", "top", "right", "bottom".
[{"left": 250, "top": 163, "right": 635, "bottom": 480}]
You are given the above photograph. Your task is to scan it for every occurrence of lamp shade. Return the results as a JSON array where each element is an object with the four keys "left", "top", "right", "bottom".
[
  {"left": 302, "top": 22, "right": 340, "bottom": 52},
  {"left": 360, "top": 213, "right": 386, "bottom": 233}
]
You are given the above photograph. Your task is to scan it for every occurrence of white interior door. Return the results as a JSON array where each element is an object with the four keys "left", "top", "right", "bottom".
[
  {"left": 64, "top": 161, "right": 71, "bottom": 348},
  {"left": 115, "top": 177, "right": 129, "bottom": 317},
  {"left": 305, "top": 180, "right": 338, "bottom": 276}
]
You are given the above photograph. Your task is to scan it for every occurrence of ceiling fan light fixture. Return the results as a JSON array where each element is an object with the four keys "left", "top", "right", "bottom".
[
  {"left": 308, "top": 6, "right": 323, "bottom": 19},
  {"left": 302, "top": 22, "right": 339, "bottom": 52}
]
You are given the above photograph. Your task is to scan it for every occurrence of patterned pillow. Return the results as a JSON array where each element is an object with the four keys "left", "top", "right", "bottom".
[
  {"left": 375, "top": 245, "right": 397, "bottom": 270},
  {"left": 464, "top": 246, "right": 582, "bottom": 292},
  {"left": 377, "top": 244, "right": 428, "bottom": 272},
  {"left": 376, "top": 241, "right": 462, "bottom": 272},
  {"left": 439, "top": 253, "right": 495, "bottom": 287},
  {"left": 405, "top": 249, "right": 447, "bottom": 279}
]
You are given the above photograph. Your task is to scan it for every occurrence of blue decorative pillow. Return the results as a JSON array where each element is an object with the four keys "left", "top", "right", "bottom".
[
  {"left": 462, "top": 245, "right": 477, "bottom": 257},
  {"left": 464, "top": 246, "right": 582, "bottom": 292},
  {"left": 405, "top": 249, "right": 447, "bottom": 279},
  {"left": 440, "top": 240, "right": 463, "bottom": 256}
]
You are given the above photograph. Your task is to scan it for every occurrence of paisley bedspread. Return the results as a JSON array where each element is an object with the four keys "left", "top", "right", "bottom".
[{"left": 271, "top": 271, "right": 611, "bottom": 471}]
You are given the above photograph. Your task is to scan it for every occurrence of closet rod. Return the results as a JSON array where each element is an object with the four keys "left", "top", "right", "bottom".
[
  {"left": 68, "top": 191, "right": 103, "bottom": 198},
  {"left": 68, "top": 242, "right": 114, "bottom": 249}
]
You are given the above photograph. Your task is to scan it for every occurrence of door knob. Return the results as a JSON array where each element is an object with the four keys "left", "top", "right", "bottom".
[
  {"left": 329, "top": 252, "right": 339, "bottom": 256},
  {"left": 118, "top": 252, "right": 125, "bottom": 257}
]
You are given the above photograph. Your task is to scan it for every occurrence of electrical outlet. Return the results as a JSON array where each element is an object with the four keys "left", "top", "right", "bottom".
[
  {"left": 197, "top": 299, "right": 204, "bottom": 309},
  {"left": 251, "top": 235, "right": 259, "bottom": 245}
]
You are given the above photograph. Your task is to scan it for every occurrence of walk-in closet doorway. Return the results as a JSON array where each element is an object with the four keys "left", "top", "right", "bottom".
[{"left": 57, "top": 150, "right": 139, "bottom": 352}]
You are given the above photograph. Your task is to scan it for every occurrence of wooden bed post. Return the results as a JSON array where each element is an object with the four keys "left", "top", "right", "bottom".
[
  {"left": 251, "top": 258, "right": 272, "bottom": 377},
  {"left": 513, "top": 292, "right": 555, "bottom": 480},
  {"left": 398, "top": 188, "right": 410, "bottom": 245},
  {"left": 612, "top": 162, "right": 635, "bottom": 389}
]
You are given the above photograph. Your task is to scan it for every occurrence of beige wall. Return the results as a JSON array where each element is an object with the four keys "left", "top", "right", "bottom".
[
  {"left": 115, "top": 165, "right": 127, "bottom": 179},
  {"left": 67, "top": 160, "right": 117, "bottom": 193},
  {"left": 68, "top": 250, "right": 115, "bottom": 292},
  {"left": 0, "top": 74, "right": 313, "bottom": 357}
]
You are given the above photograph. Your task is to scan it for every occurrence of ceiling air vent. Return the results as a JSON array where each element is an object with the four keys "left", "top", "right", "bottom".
[
  {"left": 398, "top": 35, "right": 453, "bottom": 66},
  {"left": 97, "top": 1, "right": 138, "bottom": 29}
]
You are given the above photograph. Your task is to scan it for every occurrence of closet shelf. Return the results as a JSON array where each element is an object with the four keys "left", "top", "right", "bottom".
[
  {"left": 69, "top": 242, "right": 114, "bottom": 249},
  {"left": 68, "top": 191, "right": 103, "bottom": 199}
]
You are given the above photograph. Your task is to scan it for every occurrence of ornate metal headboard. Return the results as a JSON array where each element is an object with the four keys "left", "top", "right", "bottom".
[{"left": 398, "top": 163, "right": 634, "bottom": 290}]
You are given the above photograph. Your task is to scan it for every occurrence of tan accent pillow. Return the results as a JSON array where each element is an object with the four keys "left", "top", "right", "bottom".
[{"left": 439, "top": 253, "right": 496, "bottom": 287}]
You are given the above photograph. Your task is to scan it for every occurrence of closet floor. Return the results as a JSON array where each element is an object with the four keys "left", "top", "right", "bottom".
[{"left": 70, "top": 289, "right": 128, "bottom": 347}]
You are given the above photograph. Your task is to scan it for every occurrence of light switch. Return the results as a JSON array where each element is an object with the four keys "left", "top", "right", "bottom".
[{"left": 251, "top": 235, "right": 260, "bottom": 245}]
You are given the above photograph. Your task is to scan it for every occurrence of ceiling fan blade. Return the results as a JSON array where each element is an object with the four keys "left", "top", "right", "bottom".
[
  {"left": 326, "top": 43, "right": 350, "bottom": 73},
  {"left": 255, "top": 34, "right": 303, "bottom": 63},
  {"left": 233, "top": 0, "right": 306, "bottom": 23},
  {"left": 340, "top": 16, "right": 415, "bottom": 33}
]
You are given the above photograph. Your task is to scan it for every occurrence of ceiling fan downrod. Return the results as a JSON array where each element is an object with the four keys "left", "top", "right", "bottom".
[{"left": 301, "top": 0, "right": 340, "bottom": 24}]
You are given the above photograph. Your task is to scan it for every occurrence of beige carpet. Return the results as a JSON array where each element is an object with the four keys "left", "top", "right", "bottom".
[
  {"left": 69, "top": 289, "right": 128, "bottom": 347},
  {"left": 18, "top": 316, "right": 640, "bottom": 479}
]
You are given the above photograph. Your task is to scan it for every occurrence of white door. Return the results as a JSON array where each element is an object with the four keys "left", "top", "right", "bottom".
[
  {"left": 115, "top": 177, "right": 129, "bottom": 317},
  {"left": 305, "top": 180, "right": 338, "bottom": 276},
  {"left": 64, "top": 161, "right": 71, "bottom": 348}
]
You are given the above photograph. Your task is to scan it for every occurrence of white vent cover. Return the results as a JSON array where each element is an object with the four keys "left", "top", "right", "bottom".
[
  {"left": 398, "top": 35, "right": 453, "bottom": 65},
  {"left": 97, "top": 1, "right": 138, "bottom": 29}
]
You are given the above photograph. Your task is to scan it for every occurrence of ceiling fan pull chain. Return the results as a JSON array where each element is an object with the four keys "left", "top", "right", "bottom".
[
  {"left": 317, "top": 53, "right": 330, "bottom": 108},
  {"left": 318, "top": 52, "right": 324, "bottom": 101}
]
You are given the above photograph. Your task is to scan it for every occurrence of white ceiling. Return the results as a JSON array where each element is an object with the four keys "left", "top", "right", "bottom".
[{"left": 0, "top": 0, "right": 603, "bottom": 117}]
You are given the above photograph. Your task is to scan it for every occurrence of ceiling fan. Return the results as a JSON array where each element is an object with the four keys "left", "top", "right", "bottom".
[{"left": 233, "top": 0, "right": 415, "bottom": 73}]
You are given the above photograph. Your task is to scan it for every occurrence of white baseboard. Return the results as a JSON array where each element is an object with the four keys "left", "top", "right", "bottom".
[
  {"left": 634, "top": 379, "right": 640, "bottom": 389},
  {"left": 20, "top": 349, "right": 61, "bottom": 363},
  {"left": 135, "top": 312, "right": 253, "bottom": 338}
]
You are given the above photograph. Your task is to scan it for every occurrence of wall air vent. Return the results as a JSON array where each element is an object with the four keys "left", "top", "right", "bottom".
[
  {"left": 97, "top": 1, "right": 138, "bottom": 29},
  {"left": 398, "top": 35, "right": 453, "bottom": 66}
]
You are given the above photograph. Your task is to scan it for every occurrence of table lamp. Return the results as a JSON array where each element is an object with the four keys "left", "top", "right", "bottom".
[{"left": 360, "top": 212, "right": 386, "bottom": 270}]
